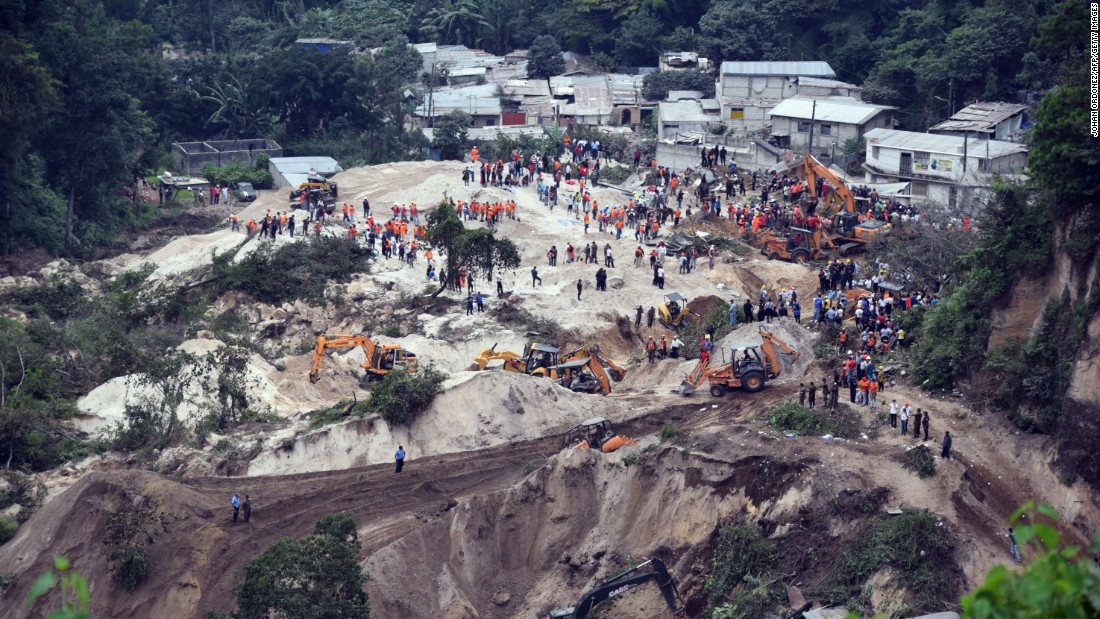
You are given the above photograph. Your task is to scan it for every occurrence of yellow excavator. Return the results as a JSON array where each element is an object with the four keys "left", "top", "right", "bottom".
[
  {"left": 679, "top": 328, "right": 798, "bottom": 396},
  {"left": 562, "top": 417, "right": 638, "bottom": 453},
  {"left": 473, "top": 343, "right": 626, "bottom": 395},
  {"left": 658, "top": 292, "right": 700, "bottom": 330},
  {"left": 309, "top": 334, "right": 418, "bottom": 385}
]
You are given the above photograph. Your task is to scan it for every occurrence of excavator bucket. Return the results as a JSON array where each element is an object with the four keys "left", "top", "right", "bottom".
[{"left": 678, "top": 380, "right": 696, "bottom": 396}]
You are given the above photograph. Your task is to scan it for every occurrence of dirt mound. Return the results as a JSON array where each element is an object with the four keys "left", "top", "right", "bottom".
[
  {"left": 713, "top": 319, "right": 818, "bottom": 384},
  {"left": 685, "top": 294, "right": 722, "bottom": 317}
]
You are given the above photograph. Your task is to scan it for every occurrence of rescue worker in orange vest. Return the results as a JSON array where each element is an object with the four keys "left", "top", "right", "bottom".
[{"left": 646, "top": 337, "right": 657, "bottom": 363}]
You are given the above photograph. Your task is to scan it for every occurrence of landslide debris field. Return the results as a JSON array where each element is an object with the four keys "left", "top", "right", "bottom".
[{"left": 0, "top": 161, "right": 1096, "bottom": 618}]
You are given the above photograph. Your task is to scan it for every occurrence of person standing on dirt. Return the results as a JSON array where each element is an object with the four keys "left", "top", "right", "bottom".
[
  {"left": 799, "top": 383, "right": 806, "bottom": 407},
  {"left": 1008, "top": 527, "right": 1022, "bottom": 562},
  {"left": 890, "top": 400, "right": 898, "bottom": 428},
  {"left": 635, "top": 305, "right": 643, "bottom": 327},
  {"left": 466, "top": 294, "right": 474, "bottom": 316},
  {"left": 913, "top": 409, "right": 923, "bottom": 439},
  {"left": 831, "top": 380, "right": 840, "bottom": 411},
  {"left": 531, "top": 266, "right": 542, "bottom": 286},
  {"left": 821, "top": 378, "right": 830, "bottom": 408},
  {"left": 231, "top": 494, "right": 240, "bottom": 524},
  {"left": 496, "top": 272, "right": 504, "bottom": 296},
  {"left": 646, "top": 337, "right": 657, "bottom": 363},
  {"left": 941, "top": 432, "right": 952, "bottom": 459},
  {"left": 808, "top": 381, "right": 817, "bottom": 408},
  {"left": 476, "top": 291, "right": 485, "bottom": 312},
  {"left": 243, "top": 495, "right": 252, "bottom": 523},
  {"left": 922, "top": 410, "right": 930, "bottom": 440},
  {"left": 900, "top": 405, "right": 910, "bottom": 436},
  {"left": 729, "top": 300, "right": 738, "bottom": 328},
  {"left": 395, "top": 446, "right": 406, "bottom": 473},
  {"left": 743, "top": 299, "right": 754, "bottom": 323},
  {"left": 576, "top": 279, "right": 583, "bottom": 300},
  {"left": 647, "top": 306, "right": 656, "bottom": 328}
]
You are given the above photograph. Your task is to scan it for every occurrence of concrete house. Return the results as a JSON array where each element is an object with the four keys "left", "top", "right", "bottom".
[
  {"left": 718, "top": 61, "right": 837, "bottom": 134},
  {"left": 928, "top": 102, "right": 1030, "bottom": 142},
  {"left": 862, "top": 128, "right": 1028, "bottom": 209},
  {"left": 767, "top": 98, "right": 896, "bottom": 155},
  {"left": 658, "top": 92, "right": 720, "bottom": 141}
]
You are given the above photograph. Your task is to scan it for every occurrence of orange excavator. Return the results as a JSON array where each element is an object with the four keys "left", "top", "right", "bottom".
[
  {"left": 308, "top": 334, "right": 418, "bottom": 385},
  {"left": 799, "top": 154, "right": 891, "bottom": 253},
  {"left": 679, "top": 328, "right": 799, "bottom": 396},
  {"left": 562, "top": 417, "right": 638, "bottom": 453}
]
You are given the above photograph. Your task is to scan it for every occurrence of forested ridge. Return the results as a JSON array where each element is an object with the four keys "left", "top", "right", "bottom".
[{"left": 0, "top": 0, "right": 1071, "bottom": 258}]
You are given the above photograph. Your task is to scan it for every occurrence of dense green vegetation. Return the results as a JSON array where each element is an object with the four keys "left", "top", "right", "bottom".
[{"left": 367, "top": 366, "right": 447, "bottom": 426}]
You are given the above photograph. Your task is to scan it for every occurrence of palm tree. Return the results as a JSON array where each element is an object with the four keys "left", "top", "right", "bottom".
[{"left": 420, "top": 0, "right": 490, "bottom": 47}]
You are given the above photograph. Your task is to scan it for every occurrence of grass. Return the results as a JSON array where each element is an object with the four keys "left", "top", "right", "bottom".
[
  {"left": 767, "top": 401, "right": 862, "bottom": 439},
  {"left": 705, "top": 517, "right": 781, "bottom": 616},
  {"left": 659, "top": 421, "right": 682, "bottom": 442},
  {"left": 901, "top": 445, "right": 938, "bottom": 479},
  {"left": 309, "top": 399, "right": 371, "bottom": 429}
]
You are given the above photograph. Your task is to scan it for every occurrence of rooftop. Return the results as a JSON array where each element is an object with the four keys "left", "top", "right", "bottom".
[
  {"left": 570, "top": 75, "right": 613, "bottom": 116},
  {"left": 415, "top": 84, "right": 501, "bottom": 117},
  {"left": 720, "top": 61, "right": 835, "bottom": 78},
  {"left": 928, "top": 101, "right": 1028, "bottom": 134},
  {"left": 864, "top": 128, "right": 1029, "bottom": 158},
  {"left": 661, "top": 99, "right": 717, "bottom": 123},
  {"left": 796, "top": 76, "right": 861, "bottom": 90},
  {"left": 269, "top": 157, "right": 342, "bottom": 176},
  {"left": 768, "top": 98, "right": 895, "bottom": 125}
]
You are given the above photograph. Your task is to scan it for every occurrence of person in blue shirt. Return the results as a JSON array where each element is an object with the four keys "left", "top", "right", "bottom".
[
  {"left": 231, "top": 494, "right": 240, "bottom": 524},
  {"left": 395, "top": 446, "right": 406, "bottom": 473}
]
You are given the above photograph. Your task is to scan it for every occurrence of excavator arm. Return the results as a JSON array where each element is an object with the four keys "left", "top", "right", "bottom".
[
  {"left": 757, "top": 329, "right": 799, "bottom": 379},
  {"left": 308, "top": 334, "right": 381, "bottom": 383},
  {"left": 550, "top": 557, "right": 682, "bottom": 619},
  {"left": 802, "top": 154, "right": 857, "bottom": 218}
]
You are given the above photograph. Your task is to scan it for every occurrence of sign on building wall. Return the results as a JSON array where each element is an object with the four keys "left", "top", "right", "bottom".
[{"left": 932, "top": 159, "right": 953, "bottom": 171}]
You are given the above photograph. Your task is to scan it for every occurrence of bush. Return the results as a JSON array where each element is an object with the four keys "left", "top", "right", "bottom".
[
  {"left": 641, "top": 69, "right": 715, "bottom": 102},
  {"left": 767, "top": 401, "right": 861, "bottom": 439},
  {"left": 201, "top": 161, "right": 274, "bottom": 189},
  {"left": 309, "top": 398, "right": 371, "bottom": 429},
  {"left": 104, "top": 506, "right": 165, "bottom": 592},
  {"left": 368, "top": 366, "right": 446, "bottom": 426},
  {"left": 0, "top": 516, "right": 18, "bottom": 544},
  {"left": 901, "top": 445, "right": 937, "bottom": 479},
  {"left": 212, "top": 236, "right": 373, "bottom": 306},
  {"left": 705, "top": 517, "right": 779, "bottom": 613},
  {"left": 659, "top": 421, "right": 682, "bottom": 442}
]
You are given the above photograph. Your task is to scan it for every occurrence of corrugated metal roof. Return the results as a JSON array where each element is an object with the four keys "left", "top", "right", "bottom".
[
  {"left": 269, "top": 157, "right": 342, "bottom": 175},
  {"left": 660, "top": 100, "right": 715, "bottom": 123},
  {"left": 607, "top": 73, "right": 649, "bottom": 105},
  {"left": 571, "top": 75, "right": 613, "bottom": 115},
  {"left": 797, "top": 76, "right": 861, "bottom": 90},
  {"left": 412, "top": 42, "right": 437, "bottom": 54},
  {"left": 864, "top": 128, "right": 1028, "bottom": 158},
  {"left": 768, "top": 98, "right": 895, "bottom": 125},
  {"left": 928, "top": 101, "right": 1027, "bottom": 133},
  {"left": 502, "top": 79, "right": 551, "bottom": 98},
  {"left": 720, "top": 61, "right": 835, "bottom": 77},
  {"left": 415, "top": 84, "right": 501, "bottom": 117},
  {"left": 449, "top": 67, "right": 487, "bottom": 77}
]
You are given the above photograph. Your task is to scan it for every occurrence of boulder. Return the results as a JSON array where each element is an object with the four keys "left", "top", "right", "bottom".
[{"left": 608, "top": 277, "right": 625, "bottom": 290}]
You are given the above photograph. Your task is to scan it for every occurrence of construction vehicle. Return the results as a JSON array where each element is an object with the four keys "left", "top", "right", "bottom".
[
  {"left": 679, "top": 328, "right": 799, "bottom": 396},
  {"left": 308, "top": 334, "right": 418, "bottom": 385},
  {"left": 548, "top": 556, "right": 682, "bottom": 618},
  {"left": 658, "top": 292, "right": 700, "bottom": 330},
  {"left": 562, "top": 417, "right": 638, "bottom": 453},
  {"left": 760, "top": 226, "right": 829, "bottom": 263},
  {"left": 474, "top": 343, "right": 625, "bottom": 395},
  {"left": 798, "top": 154, "right": 892, "bottom": 252}
]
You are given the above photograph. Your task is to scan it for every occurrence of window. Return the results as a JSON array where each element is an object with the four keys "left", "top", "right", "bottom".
[
  {"left": 485, "top": 118, "right": 497, "bottom": 126},
  {"left": 797, "top": 121, "right": 811, "bottom": 133},
  {"left": 820, "top": 124, "right": 832, "bottom": 136},
  {"left": 911, "top": 181, "right": 928, "bottom": 197},
  {"left": 913, "top": 151, "right": 930, "bottom": 171},
  {"left": 978, "top": 158, "right": 991, "bottom": 172},
  {"left": 730, "top": 107, "right": 744, "bottom": 120},
  {"left": 872, "top": 146, "right": 880, "bottom": 159}
]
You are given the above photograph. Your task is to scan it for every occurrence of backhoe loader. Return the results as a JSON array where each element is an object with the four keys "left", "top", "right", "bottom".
[
  {"left": 308, "top": 334, "right": 418, "bottom": 385},
  {"left": 474, "top": 343, "right": 626, "bottom": 395},
  {"left": 760, "top": 226, "right": 829, "bottom": 263},
  {"left": 562, "top": 418, "right": 638, "bottom": 453},
  {"left": 679, "top": 328, "right": 799, "bottom": 396},
  {"left": 548, "top": 556, "right": 682, "bottom": 618},
  {"left": 658, "top": 292, "right": 700, "bottom": 330}
]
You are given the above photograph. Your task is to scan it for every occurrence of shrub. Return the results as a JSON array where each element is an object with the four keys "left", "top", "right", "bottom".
[
  {"left": 104, "top": 506, "right": 166, "bottom": 592},
  {"left": 659, "top": 421, "right": 681, "bottom": 442},
  {"left": 767, "top": 401, "right": 861, "bottom": 439},
  {"left": 0, "top": 516, "right": 18, "bottom": 544},
  {"left": 309, "top": 398, "right": 371, "bottom": 429},
  {"left": 212, "top": 236, "right": 373, "bottom": 306},
  {"left": 705, "top": 517, "right": 779, "bottom": 613},
  {"left": 368, "top": 366, "right": 446, "bottom": 426},
  {"left": 201, "top": 161, "right": 274, "bottom": 189},
  {"left": 901, "top": 445, "right": 937, "bottom": 479}
]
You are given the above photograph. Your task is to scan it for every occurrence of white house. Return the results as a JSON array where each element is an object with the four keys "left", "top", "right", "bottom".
[
  {"left": 767, "top": 98, "right": 896, "bottom": 155},
  {"left": 415, "top": 84, "right": 501, "bottom": 128},
  {"left": 928, "top": 101, "right": 1030, "bottom": 142},
  {"left": 717, "top": 61, "right": 837, "bottom": 134},
  {"left": 658, "top": 94, "right": 720, "bottom": 141},
  {"left": 862, "top": 128, "right": 1028, "bottom": 209}
]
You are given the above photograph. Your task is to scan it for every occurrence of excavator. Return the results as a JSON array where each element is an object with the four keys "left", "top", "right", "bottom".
[
  {"left": 658, "top": 292, "right": 700, "bottom": 330},
  {"left": 473, "top": 343, "right": 626, "bottom": 395},
  {"left": 548, "top": 556, "right": 683, "bottom": 618},
  {"left": 562, "top": 417, "right": 638, "bottom": 453},
  {"left": 679, "top": 328, "right": 799, "bottom": 396},
  {"left": 798, "top": 154, "right": 892, "bottom": 254},
  {"left": 308, "top": 334, "right": 418, "bottom": 385}
]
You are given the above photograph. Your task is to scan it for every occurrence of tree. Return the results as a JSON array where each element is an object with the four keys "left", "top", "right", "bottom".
[
  {"left": 527, "top": 35, "right": 564, "bottom": 79},
  {"left": 419, "top": 0, "right": 490, "bottom": 46},
  {"left": 235, "top": 514, "right": 370, "bottom": 619},
  {"left": 660, "top": 25, "right": 699, "bottom": 53},
  {"left": 641, "top": 69, "right": 715, "bottom": 102},
  {"left": 426, "top": 202, "right": 520, "bottom": 297},
  {"left": 432, "top": 110, "right": 471, "bottom": 161},
  {"left": 699, "top": 0, "right": 782, "bottom": 63},
  {"left": 612, "top": 9, "right": 662, "bottom": 67}
]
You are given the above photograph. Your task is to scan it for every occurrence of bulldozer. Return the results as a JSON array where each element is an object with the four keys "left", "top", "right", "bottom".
[
  {"left": 679, "top": 328, "right": 799, "bottom": 396},
  {"left": 658, "top": 292, "right": 700, "bottom": 330},
  {"left": 548, "top": 556, "right": 682, "bottom": 618},
  {"left": 473, "top": 343, "right": 626, "bottom": 395},
  {"left": 309, "top": 334, "right": 418, "bottom": 386},
  {"left": 562, "top": 417, "right": 638, "bottom": 453}
]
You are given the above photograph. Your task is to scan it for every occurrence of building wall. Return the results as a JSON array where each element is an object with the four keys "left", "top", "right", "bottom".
[
  {"left": 171, "top": 140, "right": 283, "bottom": 175},
  {"left": 655, "top": 141, "right": 780, "bottom": 173},
  {"left": 719, "top": 75, "right": 799, "bottom": 100},
  {"left": 720, "top": 103, "right": 774, "bottom": 134}
]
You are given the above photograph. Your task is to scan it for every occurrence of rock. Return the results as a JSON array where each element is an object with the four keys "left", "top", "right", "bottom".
[
  {"left": 608, "top": 277, "right": 625, "bottom": 290},
  {"left": 492, "top": 591, "right": 511, "bottom": 607},
  {"left": 273, "top": 359, "right": 288, "bottom": 372},
  {"left": 272, "top": 309, "right": 288, "bottom": 321},
  {"left": 196, "top": 330, "right": 215, "bottom": 340},
  {"left": 1, "top": 504, "right": 22, "bottom": 520}
]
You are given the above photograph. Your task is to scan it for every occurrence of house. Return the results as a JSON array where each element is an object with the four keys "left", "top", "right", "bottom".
[
  {"left": 268, "top": 156, "right": 342, "bottom": 189},
  {"left": 767, "top": 98, "right": 895, "bottom": 154},
  {"left": 658, "top": 92, "right": 720, "bottom": 141},
  {"left": 659, "top": 52, "right": 710, "bottom": 72},
  {"left": 295, "top": 38, "right": 350, "bottom": 53},
  {"left": 415, "top": 84, "right": 501, "bottom": 128},
  {"left": 862, "top": 128, "right": 1028, "bottom": 209},
  {"left": 548, "top": 75, "right": 615, "bottom": 126},
  {"left": 717, "top": 61, "right": 838, "bottom": 134},
  {"left": 171, "top": 139, "right": 283, "bottom": 175},
  {"left": 608, "top": 73, "right": 656, "bottom": 125},
  {"left": 928, "top": 101, "right": 1030, "bottom": 142}
]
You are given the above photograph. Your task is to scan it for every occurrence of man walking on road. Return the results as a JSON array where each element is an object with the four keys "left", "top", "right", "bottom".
[
  {"left": 395, "top": 445, "right": 406, "bottom": 473},
  {"left": 941, "top": 432, "right": 952, "bottom": 459}
]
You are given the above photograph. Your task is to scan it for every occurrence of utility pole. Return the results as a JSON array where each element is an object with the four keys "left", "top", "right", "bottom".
[
  {"left": 962, "top": 130, "right": 968, "bottom": 174},
  {"left": 427, "top": 63, "right": 437, "bottom": 129},
  {"left": 807, "top": 99, "right": 816, "bottom": 156},
  {"left": 948, "top": 78, "right": 954, "bottom": 117}
]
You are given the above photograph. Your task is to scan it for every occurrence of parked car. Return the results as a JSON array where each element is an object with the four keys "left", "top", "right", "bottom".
[{"left": 235, "top": 182, "right": 257, "bottom": 202}]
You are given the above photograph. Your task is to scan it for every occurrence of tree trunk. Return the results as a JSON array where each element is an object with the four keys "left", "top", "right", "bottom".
[
  {"left": 208, "top": 0, "right": 216, "bottom": 53},
  {"left": 65, "top": 184, "right": 76, "bottom": 256}
]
